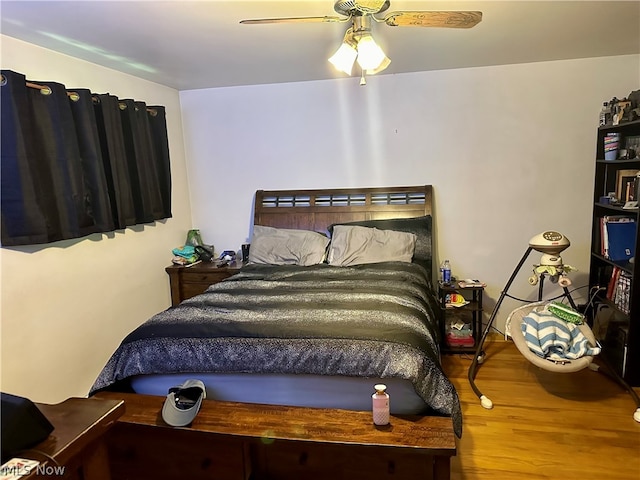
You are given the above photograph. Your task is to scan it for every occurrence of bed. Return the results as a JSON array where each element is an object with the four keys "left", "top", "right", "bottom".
[{"left": 91, "top": 185, "right": 461, "bottom": 479}]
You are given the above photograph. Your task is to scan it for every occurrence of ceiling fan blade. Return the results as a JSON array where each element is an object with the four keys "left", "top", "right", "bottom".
[
  {"left": 240, "top": 16, "right": 347, "bottom": 25},
  {"left": 383, "top": 11, "right": 482, "bottom": 28}
]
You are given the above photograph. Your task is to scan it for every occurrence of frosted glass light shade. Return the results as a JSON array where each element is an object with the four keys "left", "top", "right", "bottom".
[
  {"left": 329, "top": 43, "right": 358, "bottom": 75},
  {"left": 366, "top": 55, "right": 390, "bottom": 74},
  {"left": 356, "top": 34, "right": 386, "bottom": 71}
]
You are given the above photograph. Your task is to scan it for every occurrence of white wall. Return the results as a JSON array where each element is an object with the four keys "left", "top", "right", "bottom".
[
  {"left": 0, "top": 36, "right": 193, "bottom": 403},
  {"left": 180, "top": 54, "right": 640, "bottom": 332},
  {"left": 1, "top": 34, "right": 637, "bottom": 403}
]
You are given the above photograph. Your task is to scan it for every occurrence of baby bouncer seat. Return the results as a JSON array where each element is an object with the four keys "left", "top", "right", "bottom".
[
  {"left": 507, "top": 301, "right": 598, "bottom": 373},
  {"left": 467, "top": 231, "right": 640, "bottom": 422}
]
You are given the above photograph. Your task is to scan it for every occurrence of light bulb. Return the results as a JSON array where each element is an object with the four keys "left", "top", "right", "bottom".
[
  {"left": 329, "top": 43, "right": 357, "bottom": 75},
  {"left": 356, "top": 34, "right": 386, "bottom": 71}
]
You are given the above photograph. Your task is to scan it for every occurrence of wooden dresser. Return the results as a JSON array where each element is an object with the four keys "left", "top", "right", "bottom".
[
  {"left": 165, "top": 260, "right": 243, "bottom": 306},
  {"left": 18, "top": 397, "right": 124, "bottom": 480},
  {"left": 95, "top": 392, "right": 456, "bottom": 480}
]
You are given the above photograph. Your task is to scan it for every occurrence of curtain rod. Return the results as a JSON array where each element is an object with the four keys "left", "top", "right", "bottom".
[
  {"left": 0, "top": 73, "right": 79, "bottom": 100},
  {"left": 1, "top": 73, "right": 157, "bottom": 114},
  {"left": 28, "top": 81, "right": 81, "bottom": 101}
]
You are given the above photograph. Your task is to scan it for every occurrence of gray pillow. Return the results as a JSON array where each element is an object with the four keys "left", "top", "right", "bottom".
[
  {"left": 328, "top": 216, "right": 432, "bottom": 274},
  {"left": 327, "top": 225, "right": 416, "bottom": 266},
  {"left": 249, "top": 225, "right": 329, "bottom": 266}
]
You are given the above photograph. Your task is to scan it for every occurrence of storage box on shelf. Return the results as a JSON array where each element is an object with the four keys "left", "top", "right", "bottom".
[
  {"left": 589, "top": 118, "right": 640, "bottom": 386},
  {"left": 438, "top": 281, "right": 484, "bottom": 354}
]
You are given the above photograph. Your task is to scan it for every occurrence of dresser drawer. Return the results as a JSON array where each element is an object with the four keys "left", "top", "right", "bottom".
[
  {"left": 107, "top": 423, "right": 249, "bottom": 480},
  {"left": 259, "top": 441, "right": 432, "bottom": 480}
]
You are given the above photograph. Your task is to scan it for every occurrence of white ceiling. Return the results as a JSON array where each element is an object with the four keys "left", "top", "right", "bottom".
[{"left": 1, "top": 1, "right": 639, "bottom": 91}]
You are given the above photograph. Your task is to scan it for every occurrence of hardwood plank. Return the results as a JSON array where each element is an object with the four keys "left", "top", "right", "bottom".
[{"left": 444, "top": 337, "right": 640, "bottom": 480}]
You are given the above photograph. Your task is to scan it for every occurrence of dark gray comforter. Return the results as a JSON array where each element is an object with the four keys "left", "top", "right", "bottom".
[{"left": 90, "top": 262, "right": 462, "bottom": 436}]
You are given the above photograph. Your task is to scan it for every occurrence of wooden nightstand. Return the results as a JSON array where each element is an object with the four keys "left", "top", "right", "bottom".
[{"left": 165, "top": 261, "right": 243, "bottom": 306}]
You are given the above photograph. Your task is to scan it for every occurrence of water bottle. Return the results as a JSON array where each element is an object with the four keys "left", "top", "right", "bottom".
[
  {"left": 599, "top": 102, "right": 609, "bottom": 127},
  {"left": 441, "top": 259, "right": 451, "bottom": 284}
]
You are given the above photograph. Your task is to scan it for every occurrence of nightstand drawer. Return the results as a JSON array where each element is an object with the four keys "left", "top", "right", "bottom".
[
  {"left": 182, "top": 271, "right": 232, "bottom": 284},
  {"left": 166, "top": 261, "right": 243, "bottom": 306},
  {"left": 181, "top": 283, "right": 213, "bottom": 300}
]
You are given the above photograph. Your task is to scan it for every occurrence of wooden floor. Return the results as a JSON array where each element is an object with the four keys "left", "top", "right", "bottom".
[{"left": 442, "top": 337, "right": 640, "bottom": 480}]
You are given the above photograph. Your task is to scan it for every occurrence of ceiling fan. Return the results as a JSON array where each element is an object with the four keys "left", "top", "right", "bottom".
[{"left": 240, "top": 1, "right": 482, "bottom": 83}]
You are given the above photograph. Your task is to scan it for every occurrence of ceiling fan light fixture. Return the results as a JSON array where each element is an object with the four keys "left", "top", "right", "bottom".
[
  {"left": 329, "top": 40, "right": 358, "bottom": 75},
  {"left": 242, "top": 3, "right": 483, "bottom": 83},
  {"left": 355, "top": 33, "right": 386, "bottom": 71}
]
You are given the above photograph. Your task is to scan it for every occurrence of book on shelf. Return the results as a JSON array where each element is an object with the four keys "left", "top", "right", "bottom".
[
  {"left": 606, "top": 266, "right": 621, "bottom": 300},
  {"left": 615, "top": 272, "right": 632, "bottom": 315},
  {"left": 599, "top": 215, "right": 636, "bottom": 261},
  {"left": 606, "top": 266, "right": 632, "bottom": 315},
  {"left": 607, "top": 221, "right": 636, "bottom": 262}
]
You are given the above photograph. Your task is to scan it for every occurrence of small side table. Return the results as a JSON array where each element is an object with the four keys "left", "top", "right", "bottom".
[
  {"left": 165, "top": 260, "right": 243, "bottom": 306},
  {"left": 19, "top": 397, "right": 124, "bottom": 479},
  {"left": 438, "top": 281, "right": 484, "bottom": 354}
]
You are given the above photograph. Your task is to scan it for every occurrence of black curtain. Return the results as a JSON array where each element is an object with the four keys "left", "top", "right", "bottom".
[{"left": 1, "top": 70, "right": 172, "bottom": 246}]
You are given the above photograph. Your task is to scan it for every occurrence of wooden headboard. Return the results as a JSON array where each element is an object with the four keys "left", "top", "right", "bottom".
[
  {"left": 254, "top": 184, "right": 434, "bottom": 273},
  {"left": 254, "top": 185, "right": 432, "bottom": 232}
]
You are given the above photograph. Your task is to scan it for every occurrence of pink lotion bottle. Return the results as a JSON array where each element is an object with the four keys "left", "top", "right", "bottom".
[{"left": 372, "top": 384, "right": 390, "bottom": 425}]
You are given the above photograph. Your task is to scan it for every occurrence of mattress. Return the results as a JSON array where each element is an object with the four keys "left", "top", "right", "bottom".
[{"left": 130, "top": 373, "right": 428, "bottom": 414}]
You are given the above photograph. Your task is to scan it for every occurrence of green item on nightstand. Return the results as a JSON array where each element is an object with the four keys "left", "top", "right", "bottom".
[{"left": 185, "top": 229, "right": 204, "bottom": 247}]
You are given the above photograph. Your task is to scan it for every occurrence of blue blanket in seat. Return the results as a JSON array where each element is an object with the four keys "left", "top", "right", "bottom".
[{"left": 521, "top": 311, "right": 601, "bottom": 360}]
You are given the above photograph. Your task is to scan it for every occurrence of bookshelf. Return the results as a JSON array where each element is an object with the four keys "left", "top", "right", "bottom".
[{"left": 589, "top": 118, "right": 640, "bottom": 386}]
